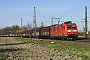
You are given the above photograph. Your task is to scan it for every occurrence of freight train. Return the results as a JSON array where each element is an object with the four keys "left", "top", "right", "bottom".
[{"left": 24, "top": 21, "right": 78, "bottom": 40}]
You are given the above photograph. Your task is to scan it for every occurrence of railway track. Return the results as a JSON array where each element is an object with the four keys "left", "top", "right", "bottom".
[{"left": 1, "top": 36, "right": 90, "bottom": 48}]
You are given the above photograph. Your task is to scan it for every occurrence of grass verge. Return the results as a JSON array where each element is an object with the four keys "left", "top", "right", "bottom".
[
  {"left": 0, "top": 54, "right": 7, "bottom": 60},
  {"left": 16, "top": 38, "right": 90, "bottom": 60}
]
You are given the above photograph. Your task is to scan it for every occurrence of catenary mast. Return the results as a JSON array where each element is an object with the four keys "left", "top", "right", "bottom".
[
  {"left": 33, "top": 6, "right": 36, "bottom": 38},
  {"left": 85, "top": 6, "right": 88, "bottom": 39}
]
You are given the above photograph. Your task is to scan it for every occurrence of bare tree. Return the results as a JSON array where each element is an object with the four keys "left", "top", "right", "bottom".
[
  {"left": 27, "top": 22, "right": 32, "bottom": 30},
  {"left": 27, "top": 22, "right": 32, "bottom": 40}
]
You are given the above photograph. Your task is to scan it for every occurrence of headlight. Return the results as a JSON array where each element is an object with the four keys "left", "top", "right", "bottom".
[
  {"left": 68, "top": 30, "right": 71, "bottom": 32},
  {"left": 72, "top": 30, "right": 77, "bottom": 32}
]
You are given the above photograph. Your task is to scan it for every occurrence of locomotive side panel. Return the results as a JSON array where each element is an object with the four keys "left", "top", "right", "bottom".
[
  {"left": 50, "top": 26, "right": 55, "bottom": 36},
  {"left": 50, "top": 24, "right": 65, "bottom": 39},
  {"left": 58, "top": 26, "right": 64, "bottom": 36}
]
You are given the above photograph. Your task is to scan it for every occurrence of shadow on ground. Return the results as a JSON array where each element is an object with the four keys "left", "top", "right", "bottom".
[
  {"left": 0, "top": 42, "right": 26, "bottom": 46},
  {"left": 0, "top": 48, "right": 25, "bottom": 53},
  {"left": 0, "top": 42, "right": 26, "bottom": 53}
]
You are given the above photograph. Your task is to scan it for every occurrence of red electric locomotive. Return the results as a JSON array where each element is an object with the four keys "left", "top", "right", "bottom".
[{"left": 50, "top": 21, "right": 78, "bottom": 39}]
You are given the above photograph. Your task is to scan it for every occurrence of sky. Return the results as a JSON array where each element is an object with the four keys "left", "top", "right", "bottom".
[{"left": 0, "top": 0, "right": 90, "bottom": 31}]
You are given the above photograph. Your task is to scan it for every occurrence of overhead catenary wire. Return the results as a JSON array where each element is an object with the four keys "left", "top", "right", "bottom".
[{"left": 36, "top": 5, "right": 90, "bottom": 31}]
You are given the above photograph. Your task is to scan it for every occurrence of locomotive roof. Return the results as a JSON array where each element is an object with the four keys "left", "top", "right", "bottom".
[
  {"left": 63, "top": 21, "right": 72, "bottom": 24},
  {"left": 52, "top": 21, "right": 76, "bottom": 27}
]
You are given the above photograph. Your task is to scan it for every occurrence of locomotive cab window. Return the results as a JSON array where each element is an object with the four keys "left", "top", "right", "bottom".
[
  {"left": 72, "top": 26, "right": 77, "bottom": 28},
  {"left": 67, "top": 26, "right": 71, "bottom": 28},
  {"left": 67, "top": 26, "right": 77, "bottom": 28}
]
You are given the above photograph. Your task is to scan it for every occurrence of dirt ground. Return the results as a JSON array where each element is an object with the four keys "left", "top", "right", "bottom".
[{"left": 0, "top": 37, "right": 82, "bottom": 60}]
